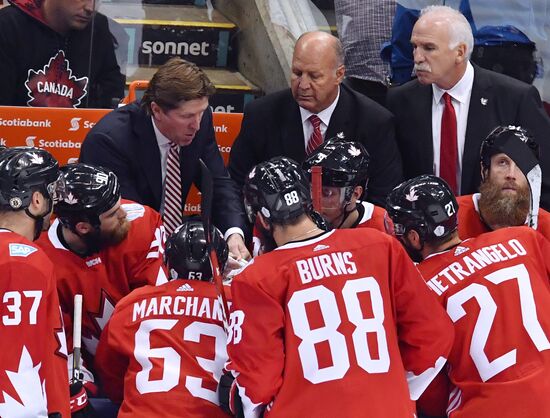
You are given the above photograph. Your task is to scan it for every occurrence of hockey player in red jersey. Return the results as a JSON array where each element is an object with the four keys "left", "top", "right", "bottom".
[
  {"left": 303, "top": 139, "right": 388, "bottom": 230},
  {"left": 95, "top": 216, "right": 231, "bottom": 418},
  {"left": 36, "top": 164, "right": 167, "bottom": 384},
  {"left": 226, "top": 157, "right": 454, "bottom": 418},
  {"left": 386, "top": 174, "right": 550, "bottom": 418},
  {"left": 0, "top": 147, "right": 70, "bottom": 418},
  {"left": 457, "top": 125, "right": 550, "bottom": 240}
]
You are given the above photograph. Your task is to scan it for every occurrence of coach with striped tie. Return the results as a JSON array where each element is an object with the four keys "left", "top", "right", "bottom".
[{"left": 80, "top": 57, "right": 250, "bottom": 261}]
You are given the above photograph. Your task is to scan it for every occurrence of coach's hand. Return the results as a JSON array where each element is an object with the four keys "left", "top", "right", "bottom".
[{"left": 227, "top": 233, "right": 251, "bottom": 262}]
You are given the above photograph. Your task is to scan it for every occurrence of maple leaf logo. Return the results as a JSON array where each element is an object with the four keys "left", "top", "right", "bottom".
[
  {"left": 348, "top": 145, "right": 361, "bottom": 157},
  {"left": 64, "top": 192, "right": 78, "bottom": 205},
  {"left": 28, "top": 152, "right": 44, "bottom": 165},
  {"left": 0, "top": 346, "right": 48, "bottom": 418},
  {"left": 405, "top": 189, "right": 419, "bottom": 202},
  {"left": 25, "top": 50, "right": 88, "bottom": 108}
]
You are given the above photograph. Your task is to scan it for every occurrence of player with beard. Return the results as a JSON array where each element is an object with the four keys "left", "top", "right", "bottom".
[
  {"left": 36, "top": 163, "right": 168, "bottom": 403},
  {"left": 457, "top": 125, "right": 550, "bottom": 240},
  {"left": 302, "top": 139, "right": 388, "bottom": 230},
  {"left": 386, "top": 175, "right": 550, "bottom": 418}
]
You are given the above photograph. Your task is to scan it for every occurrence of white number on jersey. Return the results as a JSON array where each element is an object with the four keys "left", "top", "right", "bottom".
[
  {"left": 287, "top": 277, "right": 390, "bottom": 384},
  {"left": 2, "top": 290, "right": 42, "bottom": 326},
  {"left": 447, "top": 264, "right": 550, "bottom": 381},
  {"left": 134, "top": 318, "right": 227, "bottom": 404}
]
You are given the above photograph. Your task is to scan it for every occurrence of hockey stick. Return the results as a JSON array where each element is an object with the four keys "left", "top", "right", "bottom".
[
  {"left": 199, "top": 159, "right": 231, "bottom": 331},
  {"left": 310, "top": 165, "right": 322, "bottom": 212},
  {"left": 72, "top": 294, "right": 83, "bottom": 382}
]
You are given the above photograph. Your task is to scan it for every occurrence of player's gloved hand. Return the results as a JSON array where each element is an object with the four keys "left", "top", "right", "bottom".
[
  {"left": 219, "top": 372, "right": 244, "bottom": 418},
  {"left": 70, "top": 381, "right": 98, "bottom": 417}
]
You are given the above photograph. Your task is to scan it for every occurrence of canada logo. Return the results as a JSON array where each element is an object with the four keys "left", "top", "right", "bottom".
[{"left": 25, "top": 50, "right": 88, "bottom": 108}]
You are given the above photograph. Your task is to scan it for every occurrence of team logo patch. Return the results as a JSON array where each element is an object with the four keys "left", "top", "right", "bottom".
[
  {"left": 348, "top": 145, "right": 361, "bottom": 157},
  {"left": 405, "top": 189, "right": 418, "bottom": 202},
  {"left": 9, "top": 197, "right": 22, "bottom": 209},
  {"left": 9, "top": 243, "right": 37, "bottom": 257},
  {"left": 313, "top": 244, "right": 330, "bottom": 252},
  {"left": 25, "top": 50, "right": 88, "bottom": 108},
  {"left": 454, "top": 245, "right": 469, "bottom": 256},
  {"left": 64, "top": 192, "right": 78, "bottom": 205}
]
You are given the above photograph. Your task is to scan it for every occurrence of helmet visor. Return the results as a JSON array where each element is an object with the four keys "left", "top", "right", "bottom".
[{"left": 320, "top": 186, "right": 346, "bottom": 210}]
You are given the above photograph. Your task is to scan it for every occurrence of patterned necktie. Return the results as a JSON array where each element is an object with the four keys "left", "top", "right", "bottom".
[
  {"left": 306, "top": 114, "right": 323, "bottom": 155},
  {"left": 440, "top": 93, "right": 458, "bottom": 194},
  {"left": 163, "top": 143, "right": 183, "bottom": 234}
]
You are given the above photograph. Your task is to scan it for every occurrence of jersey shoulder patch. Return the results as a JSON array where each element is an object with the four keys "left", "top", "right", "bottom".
[{"left": 8, "top": 243, "right": 38, "bottom": 258}]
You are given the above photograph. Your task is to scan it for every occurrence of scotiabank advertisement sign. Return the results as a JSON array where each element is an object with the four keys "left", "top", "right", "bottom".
[{"left": 0, "top": 106, "right": 242, "bottom": 214}]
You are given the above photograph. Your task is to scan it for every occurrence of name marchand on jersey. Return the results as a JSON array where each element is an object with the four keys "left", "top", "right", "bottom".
[{"left": 132, "top": 295, "right": 225, "bottom": 323}]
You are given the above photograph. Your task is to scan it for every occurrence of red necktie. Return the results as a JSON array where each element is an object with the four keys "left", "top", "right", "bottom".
[
  {"left": 163, "top": 143, "right": 183, "bottom": 235},
  {"left": 440, "top": 93, "right": 458, "bottom": 193},
  {"left": 306, "top": 115, "right": 323, "bottom": 155}
]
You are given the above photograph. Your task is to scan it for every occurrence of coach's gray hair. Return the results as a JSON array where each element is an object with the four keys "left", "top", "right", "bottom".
[{"left": 421, "top": 5, "right": 474, "bottom": 59}]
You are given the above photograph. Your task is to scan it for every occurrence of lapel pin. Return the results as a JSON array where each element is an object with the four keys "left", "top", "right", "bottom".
[
  {"left": 337, "top": 131, "right": 345, "bottom": 139},
  {"left": 480, "top": 98, "right": 488, "bottom": 106}
]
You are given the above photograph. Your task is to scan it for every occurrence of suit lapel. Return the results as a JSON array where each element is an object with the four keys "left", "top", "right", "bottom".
[
  {"left": 133, "top": 109, "right": 162, "bottom": 206},
  {"left": 415, "top": 83, "right": 434, "bottom": 173},
  {"left": 462, "top": 66, "right": 491, "bottom": 192},
  {"left": 281, "top": 98, "right": 307, "bottom": 162},
  {"left": 326, "top": 86, "right": 352, "bottom": 140}
]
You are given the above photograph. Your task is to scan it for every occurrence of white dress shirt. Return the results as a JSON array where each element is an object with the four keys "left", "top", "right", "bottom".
[
  {"left": 299, "top": 88, "right": 341, "bottom": 149},
  {"left": 431, "top": 61, "right": 474, "bottom": 194}
]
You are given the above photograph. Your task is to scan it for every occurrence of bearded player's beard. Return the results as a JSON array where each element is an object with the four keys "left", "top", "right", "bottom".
[
  {"left": 82, "top": 217, "right": 131, "bottom": 255},
  {"left": 478, "top": 178, "right": 530, "bottom": 229}
]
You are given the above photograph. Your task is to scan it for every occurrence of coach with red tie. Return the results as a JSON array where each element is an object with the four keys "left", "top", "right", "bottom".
[
  {"left": 386, "top": 5, "right": 550, "bottom": 208},
  {"left": 228, "top": 31, "right": 403, "bottom": 207}
]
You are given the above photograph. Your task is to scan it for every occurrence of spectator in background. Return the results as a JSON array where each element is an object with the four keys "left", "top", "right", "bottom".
[
  {"left": 334, "top": 0, "right": 396, "bottom": 106},
  {"left": 0, "top": 0, "right": 125, "bottom": 108},
  {"left": 80, "top": 57, "right": 250, "bottom": 262},
  {"left": 228, "top": 31, "right": 403, "bottom": 208},
  {"left": 457, "top": 125, "right": 550, "bottom": 240},
  {"left": 386, "top": 5, "right": 550, "bottom": 209}
]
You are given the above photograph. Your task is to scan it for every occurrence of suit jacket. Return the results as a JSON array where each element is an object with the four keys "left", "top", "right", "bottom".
[
  {"left": 387, "top": 64, "right": 550, "bottom": 209},
  {"left": 79, "top": 102, "right": 246, "bottom": 234},
  {"left": 228, "top": 84, "right": 403, "bottom": 207}
]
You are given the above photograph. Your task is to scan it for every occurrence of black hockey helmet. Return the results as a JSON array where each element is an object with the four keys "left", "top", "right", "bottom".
[
  {"left": 480, "top": 125, "right": 539, "bottom": 172},
  {"left": 303, "top": 139, "right": 369, "bottom": 187},
  {"left": 164, "top": 216, "right": 229, "bottom": 281},
  {"left": 386, "top": 174, "right": 458, "bottom": 243},
  {"left": 0, "top": 146, "right": 61, "bottom": 211},
  {"left": 54, "top": 163, "right": 120, "bottom": 229},
  {"left": 243, "top": 156, "right": 312, "bottom": 225}
]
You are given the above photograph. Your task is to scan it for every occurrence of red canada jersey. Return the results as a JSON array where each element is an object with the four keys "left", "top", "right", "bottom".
[
  {"left": 95, "top": 279, "right": 231, "bottom": 418},
  {"left": 227, "top": 228, "right": 454, "bottom": 418},
  {"left": 251, "top": 202, "right": 388, "bottom": 257},
  {"left": 417, "top": 226, "right": 550, "bottom": 418},
  {"left": 0, "top": 230, "right": 70, "bottom": 418},
  {"left": 36, "top": 200, "right": 168, "bottom": 358},
  {"left": 353, "top": 201, "right": 387, "bottom": 231},
  {"left": 457, "top": 193, "right": 550, "bottom": 241}
]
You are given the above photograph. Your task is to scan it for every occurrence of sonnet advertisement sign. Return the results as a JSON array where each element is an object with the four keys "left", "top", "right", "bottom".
[{"left": 0, "top": 106, "right": 242, "bottom": 214}]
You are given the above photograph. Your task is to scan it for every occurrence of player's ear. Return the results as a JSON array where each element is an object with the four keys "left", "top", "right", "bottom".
[
  {"left": 406, "top": 229, "right": 422, "bottom": 250},
  {"left": 75, "top": 221, "right": 93, "bottom": 235},
  {"left": 258, "top": 213, "right": 271, "bottom": 231}
]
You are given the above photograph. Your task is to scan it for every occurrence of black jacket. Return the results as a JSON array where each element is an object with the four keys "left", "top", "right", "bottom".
[
  {"left": 80, "top": 102, "right": 247, "bottom": 234},
  {"left": 0, "top": 2, "right": 124, "bottom": 108},
  {"left": 228, "top": 84, "right": 403, "bottom": 207}
]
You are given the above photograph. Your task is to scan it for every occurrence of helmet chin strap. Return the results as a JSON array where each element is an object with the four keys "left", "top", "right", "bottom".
[
  {"left": 336, "top": 200, "right": 356, "bottom": 229},
  {"left": 24, "top": 197, "right": 53, "bottom": 241}
]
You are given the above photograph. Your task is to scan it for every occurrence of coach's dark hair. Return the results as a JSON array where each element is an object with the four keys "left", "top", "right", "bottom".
[{"left": 141, "top": 57, "right": 215, "bottom": 114}]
